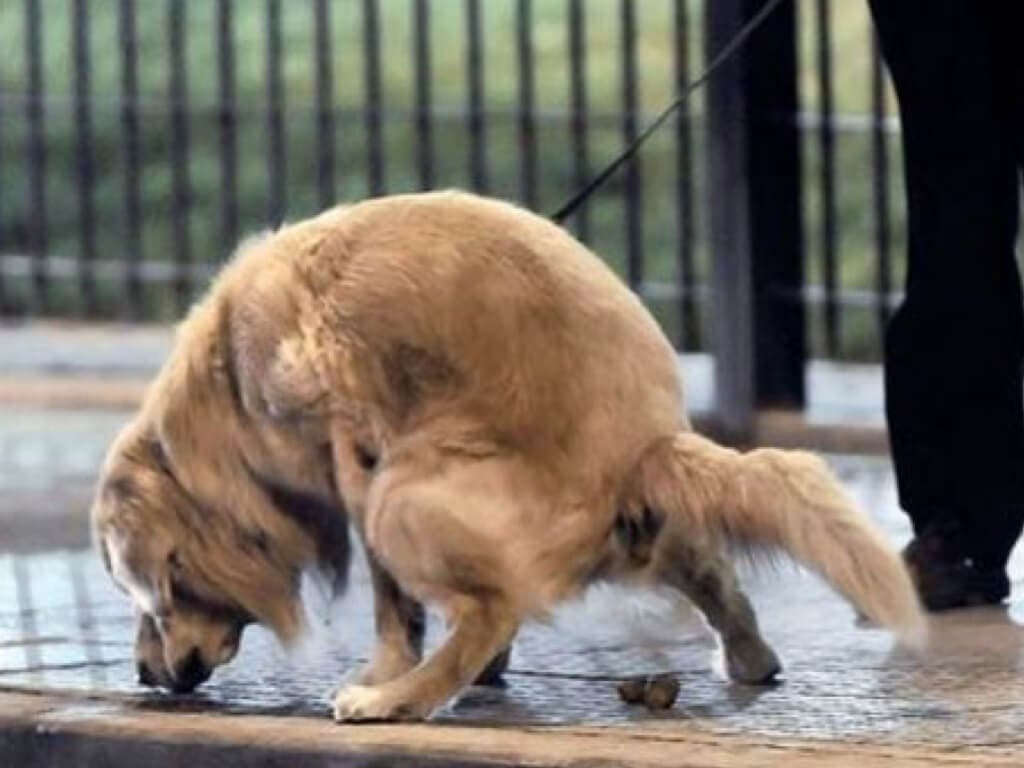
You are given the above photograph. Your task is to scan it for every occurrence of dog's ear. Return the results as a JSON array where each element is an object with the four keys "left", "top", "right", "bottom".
[
  {"left": 229, "top": 279, "right": 323, "bottom": 422},
  {"left": 154, "top": 346, "right": 313, "bottom": 638},
  {"left": 262, "top": 336, "right": 324, "bottom": 421},
  {"left": 103, "top": 522, "right": 174, "bottom": 617}
]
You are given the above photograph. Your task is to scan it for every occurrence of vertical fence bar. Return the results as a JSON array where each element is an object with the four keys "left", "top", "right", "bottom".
[
  {"left": 0, "top": 39, "right": 5, "bottom": 314},
  {"left": 364, "top": 0, "right": 384, "bottom": 196},
  {"left": 816, "top": 0, "right": 839, "bottom": 357},
  {"left": 706, "top": 0, "right": 806, "bottom": 439},
  {"left": 673, "top": 0, "right": 697, "bottom": 350},
  {"left": 314, "top": 0, "right": 335, "bottom": 209},
  {"left": 73, "top": 0, "right": 97, "bottom": 316},
  {"left": 412, "top": 0, "right": 433, "bottom": 191},
  {"left": 266, "top": 0, "right": 286, "bottom": 225},
  {"left": 567, "top": 0, "right": 589, "bottom": 242},
  {"left": 119, "top": 0, "right": 143, "bottom": 318},
  {"left": 25, "top": 0, "right": 48, "bottom": 313},
  {"left": 13, "top": 557, "right": 41, "bottom": 675},
  {"left": 516, "top": 0, "right": 538, "bottom": 209},
  {"left": 465, "top": 0, "right": 487, "bottom": 192},
  {"left": 620, "top": 0, "right": 642, "bottom": 290},
  {"left": 68, "top": 553, "right": 106, "bottom": 687},
  {"left": 218, "top": 0, "right": 238, "bottom": 256},
  {"left": 169, "top": 0, "right": 191, "bottom": 312},
  {"left": 870, "top": 30, "right": 891, "bottom": 340}
]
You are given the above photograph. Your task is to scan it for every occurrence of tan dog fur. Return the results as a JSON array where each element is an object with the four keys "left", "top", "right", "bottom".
[{"left": 91, "top": 191, "right": 925, "bottom": 716}]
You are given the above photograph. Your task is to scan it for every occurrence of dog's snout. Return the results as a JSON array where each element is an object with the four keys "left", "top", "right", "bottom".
[
  {"left": 170, "top": 647, "right": 211, "bottom": 693},
  {"left": 137, "top": 660, "right": 158, "bottom": 687}
]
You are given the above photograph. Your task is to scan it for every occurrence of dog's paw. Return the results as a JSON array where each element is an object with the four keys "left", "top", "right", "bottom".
[
  {"left": 473, "top": 646, "right": 511, "bottom": 687},
  {"left": 332, "top": 684, "right": 431, "bottom": 722},
  {"left": 724, "top": 639, "right": 782, "bottom": 685}
]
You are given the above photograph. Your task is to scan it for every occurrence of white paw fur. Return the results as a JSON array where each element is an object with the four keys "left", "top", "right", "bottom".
[{"left": 332, "top": 684, "right": 432, "bottom": 722}]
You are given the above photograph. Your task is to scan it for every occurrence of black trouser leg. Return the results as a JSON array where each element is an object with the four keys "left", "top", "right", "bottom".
[{"left": 868, "top": 0, "right": 1024, "bottom": 569}]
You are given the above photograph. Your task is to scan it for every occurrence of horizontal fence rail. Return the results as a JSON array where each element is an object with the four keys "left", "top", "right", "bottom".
[{"left": 0, "top": 0, "right": 905, "bottom": 372}]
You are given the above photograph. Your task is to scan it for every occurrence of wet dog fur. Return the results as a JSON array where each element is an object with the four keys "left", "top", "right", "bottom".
[{"left": 91, "top": 191, "right": 926, "bottom": 719}]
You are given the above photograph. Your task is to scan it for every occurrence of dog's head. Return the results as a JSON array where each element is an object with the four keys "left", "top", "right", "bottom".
[
  {"left": 93, "top": 422, "right": 264, "bottom": 692},
  {"left": 92, "top": 251, "right": 354, "bottom": 693},
  {"left": 94, "top": 414, "right": 350, "bottom": 692}
]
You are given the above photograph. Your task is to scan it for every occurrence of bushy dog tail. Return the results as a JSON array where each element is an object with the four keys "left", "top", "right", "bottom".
[{"left": 635, "top": 431, "right": 926, "bottom": 648}]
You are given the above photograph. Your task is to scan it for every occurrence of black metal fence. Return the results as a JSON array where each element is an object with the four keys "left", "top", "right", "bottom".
[{"left": 0, "top": 1, "right": 904, "bottom": 416}]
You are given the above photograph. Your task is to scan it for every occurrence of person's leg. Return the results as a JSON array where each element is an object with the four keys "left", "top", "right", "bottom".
[
  {"left": 1000, "top": 0, "right": 1024, "bottom": 173},
  {"left": 869, "top": 1, "right": 1024, "bottom": 589}
]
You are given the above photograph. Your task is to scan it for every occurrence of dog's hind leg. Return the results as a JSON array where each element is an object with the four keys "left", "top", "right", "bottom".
[
  {"left": 653, "top": 533, "right": 781, "bottom": 684},
  {"left": 634, "top": 432, "right": 925, "bottom": 645}
]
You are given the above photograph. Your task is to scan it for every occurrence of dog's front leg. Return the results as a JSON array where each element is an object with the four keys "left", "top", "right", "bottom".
[
  {"left": 334, "top": 594, "right": 519, "bottom": 722},
  {"left": 357, "top": 556, "right": 512, "bottom": 688},
  {"left": 357, "top": 554, "right": 512, "bottom": 687},
  {"left": 356, "top": 553, "right": 426, "bottom": 685},
  {"left": 329, "top": 431, "right": 427, "bottom": 685}
]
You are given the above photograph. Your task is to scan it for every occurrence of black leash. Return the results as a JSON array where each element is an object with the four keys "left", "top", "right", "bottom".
[{"left": 549, "top": 0, "right": 789, "bottom": 225}]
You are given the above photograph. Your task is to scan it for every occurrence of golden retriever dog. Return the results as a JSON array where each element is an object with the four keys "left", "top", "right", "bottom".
[{"left": 91, "top": 190, "right": 925, "bottom": 718}]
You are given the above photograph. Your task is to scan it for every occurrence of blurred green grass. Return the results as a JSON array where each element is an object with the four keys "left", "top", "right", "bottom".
[{"left": 0, "top": 0, "right": 906, "bottom": 360}]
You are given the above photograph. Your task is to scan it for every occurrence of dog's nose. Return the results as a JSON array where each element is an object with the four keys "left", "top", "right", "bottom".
[
  {"left": 170, "top": 647, "right": 211, "bottom": 693},
  {"left": 137, "top": 660, "right": 158, "bottom": 687}
]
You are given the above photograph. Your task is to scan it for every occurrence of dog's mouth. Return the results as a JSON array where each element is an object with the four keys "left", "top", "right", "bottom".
[
  {"left": 138, "top": 658, "right": 212, "bottom": 694},
  {"left": 137, "top": 645, "right": 222, "bottom": 694},
  {"left": 169, "top": 647, "right": 214, "bottom": 693},
  {"left": 135, "top": 614, "right": 247, "bottom": 694}
]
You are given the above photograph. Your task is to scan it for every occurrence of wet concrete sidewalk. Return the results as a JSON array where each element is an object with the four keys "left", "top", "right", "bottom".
[{"left": 1, "top": 416, "right": 1024, "bottom": 765}]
